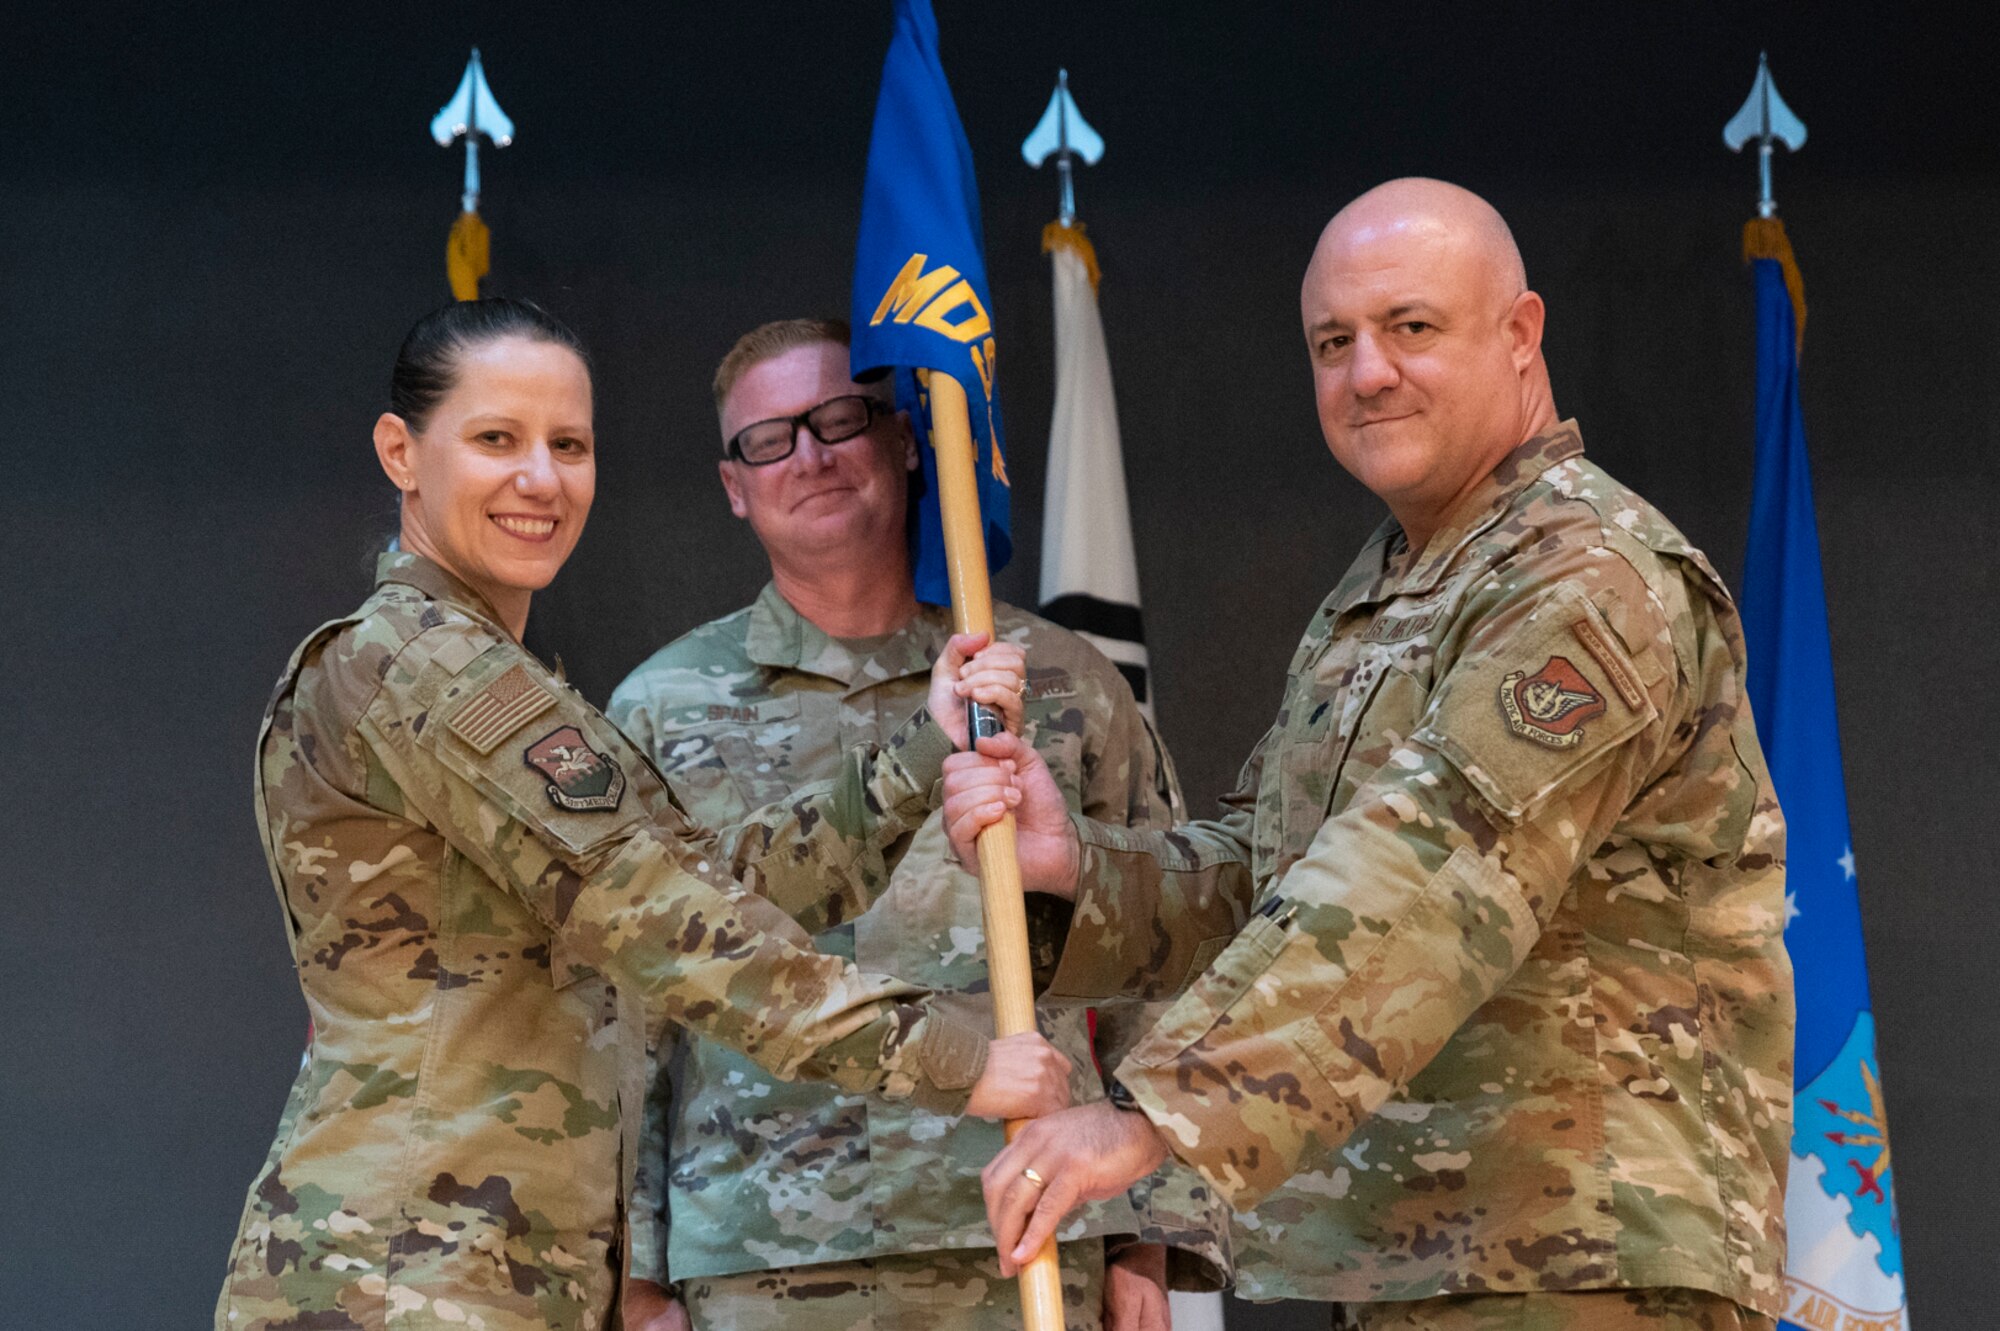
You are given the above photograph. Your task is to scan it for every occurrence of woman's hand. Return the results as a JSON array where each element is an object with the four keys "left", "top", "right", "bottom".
[
  {"left": 965, "top": 1031, "right": 1074, "bottom": 1121},
  {"left": 622, "top": 1280, "right": 689, "bottom": 1331},
  {"left": 930, "top": 632, "right": 1027, "bottom": 749},
  {"left": 1103, "top": 1243, "right": 1172, "bottom": 1331}
]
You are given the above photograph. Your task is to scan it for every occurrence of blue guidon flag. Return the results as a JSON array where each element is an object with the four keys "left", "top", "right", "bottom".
[
  {"left": 851, "top": 0, "right": 1010, "bottom": 608},
  {"left": 1741, "top": 222, "right": 1909, "bottom": 1331}
]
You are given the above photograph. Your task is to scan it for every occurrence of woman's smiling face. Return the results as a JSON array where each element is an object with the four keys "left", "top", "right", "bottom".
[{"left": 376, "top": 334, "right": 596, "bottom": 627}]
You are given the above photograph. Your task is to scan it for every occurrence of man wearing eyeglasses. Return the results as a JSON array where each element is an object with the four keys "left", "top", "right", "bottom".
[{"left": 607, "top": 319, "right": 1228, "bottom": 1331}]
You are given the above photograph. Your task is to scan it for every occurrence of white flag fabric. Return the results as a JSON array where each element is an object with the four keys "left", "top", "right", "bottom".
[
  {"left": 1169, "top": 1290, "right": 1226, "bottom": 1331},
  {"left": 1037, "top": 223, "right": 1154, "bottom": 713}
]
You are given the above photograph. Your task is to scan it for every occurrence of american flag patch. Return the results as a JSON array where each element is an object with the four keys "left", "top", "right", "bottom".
[{"left": 447, "top": 663, "right": 557, "bottom": 754}]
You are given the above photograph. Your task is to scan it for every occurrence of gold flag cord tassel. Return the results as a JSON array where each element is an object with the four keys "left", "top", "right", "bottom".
[
  {"left": 1742, "top": 216, "right": 1806, "bottom": 351},
  {"left": 1041, "top": 220, "right": 1101, "bottom": 293},
  {"left": 448, "top": 210, "right": 491, "bottom": 302}
]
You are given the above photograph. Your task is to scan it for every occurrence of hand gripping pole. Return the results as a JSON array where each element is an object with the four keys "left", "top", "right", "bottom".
[{"left": 928, "top": 372, "right": 1066, "bottom": 1331}]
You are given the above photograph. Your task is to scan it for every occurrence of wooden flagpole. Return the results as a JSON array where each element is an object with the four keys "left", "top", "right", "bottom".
[{"left": 927, "top": 370, "right": 1067, "bottom": 1331}]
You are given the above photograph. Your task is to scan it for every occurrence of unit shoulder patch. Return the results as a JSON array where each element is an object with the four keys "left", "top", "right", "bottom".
[
  {"left": 523, "top": 725, "right": 627, "bottom": 812},
  {"left": 448, "top": 663, "right": 558, "bottom": 754},
  {"left": 1499, "top": 656, "right": 1607, "bottom": 748},
  {"left": 1414, "top": 580, "right": 1660, "bottom": 823}
]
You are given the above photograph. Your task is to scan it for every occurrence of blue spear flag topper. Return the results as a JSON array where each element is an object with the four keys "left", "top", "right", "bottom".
[
  {"left": 1021, "top": 69, "right": 1105, "bottom": 226},
  {"left": 432, "top": 48, "right": 514, "bottom": 215},
  {"left": 431, "top": 48, "right": 514, "bottom": 301},
  {"left": 850, "top": 0, "right": 1010, "bottom": 608},
  {"left": 1730, "top": 60, "right": 1911, "bottom": 1331},
  {"left": 1724, "top": 51, "right": 1807, "bottom": 219}
]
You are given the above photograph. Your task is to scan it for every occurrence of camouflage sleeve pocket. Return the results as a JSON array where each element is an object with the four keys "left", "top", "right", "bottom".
[
  {"left": 421, "top": 646, "right": 651, "bottom": 859},
  {"left": 1292, "top": 844, "right": 1537, "bottom": 1085},
  {"left": 1123, "top": 914, "right": 1289, "bottom": 1069},
  {"left": 1415, "top": 582, "right": 1658, "bottom": 823}
]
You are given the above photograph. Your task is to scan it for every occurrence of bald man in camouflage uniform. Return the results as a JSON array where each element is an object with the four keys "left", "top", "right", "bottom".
[
  {"left": 610, "top": 320, "right": 1228, "bottom": 1331},
  {"left": 951, "top": 180, "right": 1795, "bottom": 1331}
]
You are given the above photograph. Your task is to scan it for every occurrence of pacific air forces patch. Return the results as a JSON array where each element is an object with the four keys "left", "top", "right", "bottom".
[
  {"left": 524, "top": 725, "right": 626, "bottom": 812},
  {"left": 1500, "top": 655, "right": 1606, "bottom": 748},
  {"left": 1415, "top": 583, "right": 1658, "bottom": 821}
]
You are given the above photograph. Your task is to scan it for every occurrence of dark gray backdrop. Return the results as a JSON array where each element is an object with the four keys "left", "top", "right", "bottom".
[{"left": 5, "top": 4, "right": 1994, "bottom": 1327}]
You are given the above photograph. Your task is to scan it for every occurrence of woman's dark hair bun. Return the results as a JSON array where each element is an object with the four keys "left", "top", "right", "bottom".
[{"left": 389, "top": 297, "right": 590, "bottom": 433}]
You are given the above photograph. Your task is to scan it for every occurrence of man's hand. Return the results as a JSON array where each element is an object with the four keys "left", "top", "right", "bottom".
[
  {"left": 941, "top": 732, "right": 1081, "bottom": 898},
  {"left": 965, "top": 1031, "right": 1074, "bottom": 1120},
  {"left": 1103, "top": 1242, "right": 1172, "bottom": 1331},
  {"left": 930, "top": 632, "right": 1026, "bottom": 749},
  {"left": 981, "top": 1101, "right": 1171, "bottom": 1276},
  {"left": 622, "top": 1280, "right": 689, "bottom": 1331}
]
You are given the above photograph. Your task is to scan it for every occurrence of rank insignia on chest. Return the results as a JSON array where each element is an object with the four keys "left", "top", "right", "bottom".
[
  {"left": 1499, "top": 656, "right": 1607, "bottom": 748},
  {"left": 523, "top": 725, "right": 627, "bottom": 811}
]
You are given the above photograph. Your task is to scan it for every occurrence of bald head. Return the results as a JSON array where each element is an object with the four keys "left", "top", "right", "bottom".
[
  {"left": 1300, "top": 178, "right": 1556, "bottom": 549},
  {"left": 1311, "top": 178, "right": 1527, "bottom": 318}
]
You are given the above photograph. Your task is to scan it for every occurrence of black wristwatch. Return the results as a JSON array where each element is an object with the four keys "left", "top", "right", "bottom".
[{"left": 1106, "top": 1076, "right": 1141, "bottom": 1113}]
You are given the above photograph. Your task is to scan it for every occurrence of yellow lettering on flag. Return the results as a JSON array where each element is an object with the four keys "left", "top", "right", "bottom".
[
  {"left": 871, "top": 254, "right": 993, "bottom": 343},
  {"left": 971, "top": 337, "right": 996, "bottom": 399},
  {"left": 969, "top": 336, "right": 1007, "bottom": 485},
  {"left": 872, "top": 254, "right": 960, "bottom": 326},
  {"left": 913, "top": 280, "right": 992, "bottom": 342}
]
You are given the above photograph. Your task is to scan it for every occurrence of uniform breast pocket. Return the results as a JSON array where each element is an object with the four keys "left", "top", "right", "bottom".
[
  {"left": 708, "top": 694, "right": 806, "bottom": 810},
  {"left": 1022, "top": 671, "right": 1085, "bottom": 809},
  {"left": 1273, "top": 646, "right": 1412, "bottom": 865},
  {"left": 1325, "top": 665, "right": 1431, "bottom": 814},
  {"left": 651, "top": 696, "right": 805, "bottom": 817}
]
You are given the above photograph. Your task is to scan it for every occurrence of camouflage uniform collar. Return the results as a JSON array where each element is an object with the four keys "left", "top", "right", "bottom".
[
  {"left": 373, "top": 550, "right": 509, "bottom": 629},
  {"left": 744, "top": 581, "right": 946, "bottom": 688},
  {"left": 1383, "top": 420, "right": 1586, "bottom": 596},
  {"left": 1317, "top": 421, "right": 1585, "bottom": 624}
]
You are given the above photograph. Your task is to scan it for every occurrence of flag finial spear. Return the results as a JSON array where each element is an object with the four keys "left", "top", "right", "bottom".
[
  {"left": 1022, "top": 69, "right": 1104, "bottom": 226},
  {"left": 432, "top": 47, "right": 515, "bottom": 215},
  {"left": 1723, "top": 52, "right": 1807, "bottom": 218}
]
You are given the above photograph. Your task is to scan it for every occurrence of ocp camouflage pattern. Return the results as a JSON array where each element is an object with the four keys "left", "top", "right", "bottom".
[
  {"left": 1333, "top": 1285, "right": 1775, "bottom": 1330},
  {"left": 608, "top": 587, "right": 1229, "bottom": 1290},
  {"left": 216, "top": 552, "right": 986, "bottom": 1331},
  {"left": 679, "top": 1244, "right": 1108, "bottom": 1331},
  {"left": 1044, "top": 425, "right": 1794, "bottom": 1316}
]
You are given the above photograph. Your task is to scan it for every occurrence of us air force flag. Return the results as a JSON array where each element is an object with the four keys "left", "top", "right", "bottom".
[
  {"left": 1037, "top": 222, "right": 1154, "bottom": 713},
  {"left": 850, "top": 0, "right": 1010, "bottom": 608},
  {"left": 1741, "top": 226, "right": 1909, "bottom": 1331}
]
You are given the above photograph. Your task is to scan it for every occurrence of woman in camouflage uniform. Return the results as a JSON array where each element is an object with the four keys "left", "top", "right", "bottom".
[{"left": 217, "top": 299, "right": 1066, "bottom": 1331}]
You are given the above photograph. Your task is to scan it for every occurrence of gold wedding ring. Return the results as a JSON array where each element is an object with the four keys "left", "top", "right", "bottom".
[{"left": 1021, "top": 1166, "right": 1047, "bottom": 1189}]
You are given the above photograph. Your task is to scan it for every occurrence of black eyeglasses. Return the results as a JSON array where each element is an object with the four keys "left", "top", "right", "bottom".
[{"left": 726, "top": 395, "right": 887, "bottom": 466}]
